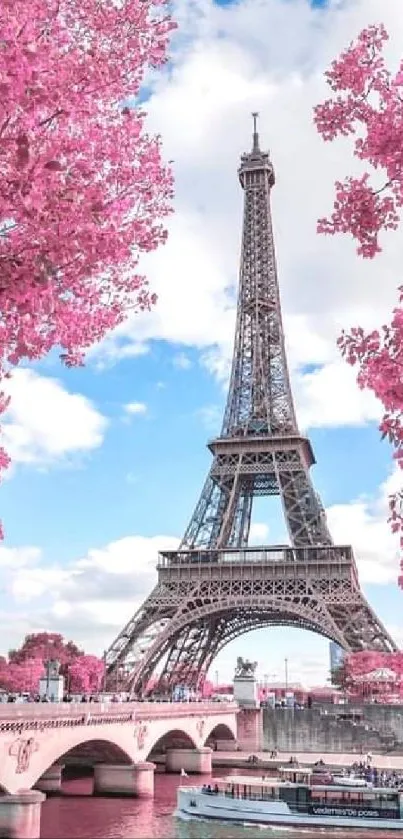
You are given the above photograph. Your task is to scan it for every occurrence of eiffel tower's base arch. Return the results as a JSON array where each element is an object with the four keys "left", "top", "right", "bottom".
[
  {"left": 127, "top": 598, "right": 346, "bottom": 694},
  {"left": 105, "top": 546, "right": 397, "bottom": 694}
]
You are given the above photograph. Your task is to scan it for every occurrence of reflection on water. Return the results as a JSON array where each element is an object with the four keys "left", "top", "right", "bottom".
[{"left": 40, "top": 771, "right": 395, "bottom": 839}]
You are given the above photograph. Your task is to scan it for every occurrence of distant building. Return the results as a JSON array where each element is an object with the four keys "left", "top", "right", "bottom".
[{"left": 329, "top": 642, "right": 345, "bottom": 673}]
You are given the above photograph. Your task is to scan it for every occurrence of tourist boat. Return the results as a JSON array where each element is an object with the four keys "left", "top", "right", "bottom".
[{"left": 175, "top": 767, "right": 403, "bottom": 831}]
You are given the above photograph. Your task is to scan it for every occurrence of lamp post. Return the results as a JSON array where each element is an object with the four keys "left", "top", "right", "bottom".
[
  {"left": 285, "top": 658, "right": 289, "bottom": 694},
  {"left": 102, "top": 650, "right": 107, "bottom": 693}
]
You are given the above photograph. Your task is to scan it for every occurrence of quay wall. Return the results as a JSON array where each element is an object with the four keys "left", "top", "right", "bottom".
[{"left": 261, "top": 705, "right": 403, "bottom": 754}]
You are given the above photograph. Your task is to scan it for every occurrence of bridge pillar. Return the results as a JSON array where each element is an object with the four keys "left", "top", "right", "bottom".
[
  {"left": 35, "top": 763, "right": 64, "bottom": 795},
  {"left": 165, "top": 747, "right": 212, "bottom": 774},
  {"left": 237, "top": 708, "right": 263, "bottom": 751},
  {"left": 0, "top": 790, "right": 45, "bottom": 839},
  {"left": 93, "top": 762, "right": 155, "bottom": 798}
]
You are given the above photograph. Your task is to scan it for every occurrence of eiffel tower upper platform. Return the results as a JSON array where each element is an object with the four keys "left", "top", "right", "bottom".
[{"left": 105, "top": 116, "right": 397, "bottom": 694}]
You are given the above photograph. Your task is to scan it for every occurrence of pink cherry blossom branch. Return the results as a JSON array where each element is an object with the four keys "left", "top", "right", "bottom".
[{"left": 314, "top": 24, "right": 403, "bottom": 590}]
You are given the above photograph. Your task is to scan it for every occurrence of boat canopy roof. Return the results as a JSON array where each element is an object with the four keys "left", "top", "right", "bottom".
[{"left": 214, "top": 776, "right": 401, "bottom": 796}]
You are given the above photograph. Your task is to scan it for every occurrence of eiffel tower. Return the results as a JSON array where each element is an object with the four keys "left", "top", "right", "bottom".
[{"left": 105, "top": 115, "right": 397, "bottom": 694}]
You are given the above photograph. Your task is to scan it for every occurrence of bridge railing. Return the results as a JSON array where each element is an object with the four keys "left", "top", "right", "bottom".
[{"left": 0, "top": 701, "right": 237, "bottom": 733}]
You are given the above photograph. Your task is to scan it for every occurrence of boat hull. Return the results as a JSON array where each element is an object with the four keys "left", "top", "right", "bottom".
[{"left": 176, "top": 789, "right": 403, "bottom": 831}]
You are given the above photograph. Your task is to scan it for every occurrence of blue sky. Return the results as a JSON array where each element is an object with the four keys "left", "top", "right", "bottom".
[{"left": 0, "top": 0, "right": 402, "bottom": 687}]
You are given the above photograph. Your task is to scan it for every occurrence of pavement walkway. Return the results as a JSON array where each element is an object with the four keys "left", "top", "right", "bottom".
[{"left": 214, "top": 750, "right": 403, "bottom": 770}]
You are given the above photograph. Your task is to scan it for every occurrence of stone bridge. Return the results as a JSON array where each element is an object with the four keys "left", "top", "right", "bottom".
[{"left": 0, "top": 701, "right": 237, "bottom": 837}]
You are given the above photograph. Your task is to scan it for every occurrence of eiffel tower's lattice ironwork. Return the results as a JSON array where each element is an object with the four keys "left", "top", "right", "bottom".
[{"left": 105, "top": 116, "right": 397, "bottom": 694}]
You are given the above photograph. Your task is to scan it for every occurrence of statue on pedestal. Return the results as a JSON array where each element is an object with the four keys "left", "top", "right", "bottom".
[{"left": 235, "top": 657, "right": 258, "bottom": 679}]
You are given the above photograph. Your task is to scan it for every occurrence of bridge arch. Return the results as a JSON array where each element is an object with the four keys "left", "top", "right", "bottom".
[
  {"left": 62, "top": 737, "right": 133, "bottom": 768},
  {"left": 146, "top": 727, "right": 197, "bottom": 760},
  {"left": 204, "top": 722, "right": 236, "bottom": 749},
  {"left": 0, "top": 728, "right": 138, "bottom": 794}
]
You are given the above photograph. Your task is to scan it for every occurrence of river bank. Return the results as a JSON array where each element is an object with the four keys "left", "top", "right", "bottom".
[
  {"left": 151, "top": 750, "right": 403, "bottom": 773},
  {"left": 210, "top": 750, "right": 403, "bottom": 771}
]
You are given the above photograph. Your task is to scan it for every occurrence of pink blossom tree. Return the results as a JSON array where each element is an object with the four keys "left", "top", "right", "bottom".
[
  {"left": 0, "top": 0, "right": 174, "bottom": 494},
  {"left": 314, "top": 25, "right": 403, "bottom": 588},
  {"left": 8, "top": 632, "right": 83, "bottom": 672},
  {"left": 6, "top": 658, "right": 45, "bottom": 694},
  {"left": 0, "top": 656, "right": 9, "bottom": 691},
  {"left": 1, "top": 633, "right": 106, "bottom": 695},
  {"left": 67, "top": 655, "right": 105, "bottom": 695}
]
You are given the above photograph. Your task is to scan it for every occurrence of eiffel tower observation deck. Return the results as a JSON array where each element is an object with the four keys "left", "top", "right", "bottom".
[{"left": 105, "top": 115, "right": 397, "bottom": 695}]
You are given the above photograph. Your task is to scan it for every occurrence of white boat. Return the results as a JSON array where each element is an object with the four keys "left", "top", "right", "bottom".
[
  {"left": 175, "top": 767, "right": 403, "bottom": 831},
  {"left": 333, "top": 774, "right": 368, "bottom": 787}
]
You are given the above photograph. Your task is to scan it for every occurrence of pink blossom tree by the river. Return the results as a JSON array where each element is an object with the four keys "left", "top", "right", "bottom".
[
  {"left": 68, "top": 655, "right": 105, "bottom": 695},
  {"left": 0, "top": 0, "right": 175, "bottom": 505},
  {"left": 314, "top": 25, "right": 403, "bottom": 588},
  {"left": 6, "top": 658, "right": 45, "bottom": 694},
  {"left": 8, "top": 632, "right": 82, "bottom": 669},
  {"left": 2, "top": 632, "right": 104, "bottom": 695}
]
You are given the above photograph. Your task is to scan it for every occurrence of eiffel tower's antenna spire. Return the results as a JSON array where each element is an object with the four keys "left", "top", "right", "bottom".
[{"left": 252, "top": 111, "right": 260, "bottom": 152}]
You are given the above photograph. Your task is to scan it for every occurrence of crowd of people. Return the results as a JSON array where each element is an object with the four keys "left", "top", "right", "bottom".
[
  {"left": 0, "top": 689, "right": 230, "bottom": 704},
  {"left": 349, "top": 760, "right": 403, "bottom": 789}
]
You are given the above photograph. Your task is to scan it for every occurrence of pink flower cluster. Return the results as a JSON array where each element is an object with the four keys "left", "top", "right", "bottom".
[
  {"left": 0, "top": 0, "right": 175, "bottom": 494},
  {"left": 315, "top": 25, "right": 403, "bottom": 590},
  {"left": 68, "top": 655, "right": 105, "bottom": 695},
  {"left": 314, "top": 24, "right": 403, "bottom": 258}
]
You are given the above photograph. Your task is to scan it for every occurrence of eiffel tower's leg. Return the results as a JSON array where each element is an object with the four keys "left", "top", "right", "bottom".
[
  {"left": 181, "top": 465, "right": 253, "bottom": 550},
  {"left": 159, "top": 617, "right": 225, "bottom": 690},
  {"left": 180, "top": 471, "right": 229, "bottom": 549},
  {"left": 275, "top": 450, "right": 332, "bottom": 547},
  {"left": 229, "top": 490, "right": 253, "bottom": 547},
  {"left": 158, "top": 623, "right": 209, "bottom": 689},
  {"left": 216, "top": 458, "right": 250, "bottom": 548},
  {"left": 105, "top": 585, "right": 177, "bottom": 688},
  {"left": 328, "top": 594, "right": 397, "bottom": 652}
]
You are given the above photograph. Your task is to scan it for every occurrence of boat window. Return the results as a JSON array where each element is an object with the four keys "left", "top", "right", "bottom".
[
  {"left": 309, "top": 787, "right": 400, "bottom": 813},
  {"left": 223, "top": 781, "right": 280, "bottom": 802}
]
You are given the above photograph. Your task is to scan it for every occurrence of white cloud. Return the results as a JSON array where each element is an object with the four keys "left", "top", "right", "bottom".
[
  {"left": 88, "top": 0, "right": 403, "bottom": 433},
  {"left": 294, "top": 359, "right": 382, "bottom": 430},
  {"left": 0, "top": 546, "right": 41, "bottom": 569},
  {"left": 124, "top": 401, "right": 148, "bottom": 416},
  {"left": 327, "top": 469, "right": 401, "bottom": 586},
  {"left": 0, "top": 535, "right": 179, "bottom": 657},
  {"left": 11, "top": 566, "right": 71, "bottom": 602},
  {"left": 173, "top": 353, "right": 192, "bottom": 370},
  {"left": 249, "top": 522, "right": 270, "bottom": 543},
  {"left": 2, "top": 369, "right": 107, "bottom": 467}
]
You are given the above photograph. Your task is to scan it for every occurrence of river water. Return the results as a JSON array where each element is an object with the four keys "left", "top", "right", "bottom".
[{"left": 40, "top": 770, "right": 394, "bottom": 839}]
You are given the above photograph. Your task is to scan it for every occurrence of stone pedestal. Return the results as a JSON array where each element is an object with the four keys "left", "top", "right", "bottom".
[
  {"left": 234, "top": 675, "right": 259, "bottom": 707},
  {"left": 35, "top": 763, "right": 64, "bottom": 795},
  {"left": 0, "top": 790, "right": 45, "bottom": 839},
  {"left": 165, "top": 747, "right": 212, "bottom": 774},
  {"left": 93, "top": 762, "right": 155, "bottom": 798}
]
